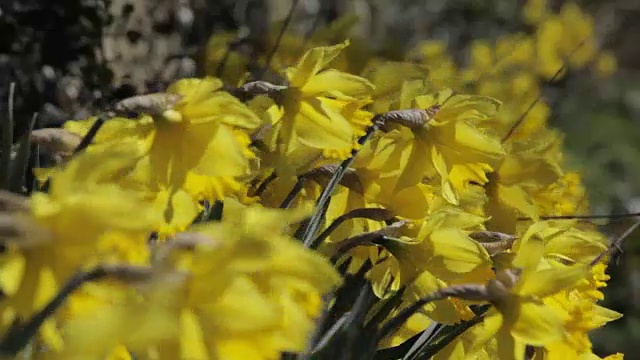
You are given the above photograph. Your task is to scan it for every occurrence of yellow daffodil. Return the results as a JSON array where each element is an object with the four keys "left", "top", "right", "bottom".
[
  {"left": 261, "top": 40, "right": 375, "bottom": 176},
  {"left": 151, "top": 200, "right": 341, "bottom": 360},
  {"left": 0, "top": 8, "right": 624, "bottom": 357},
  {"left": 5, "top": 149, "right": 162, "bottom": 351},
  {"left": 471, "top": 222, "right": 594, "bottom": 359},
  {"left": 65, "top": 77, "right": 261, "bottom": 233},
  {"left": 395, "top": 89, "right": 505, "bottom": 204}
]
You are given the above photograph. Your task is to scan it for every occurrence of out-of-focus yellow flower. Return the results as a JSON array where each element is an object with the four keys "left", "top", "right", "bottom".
[
  {"left": 5, "top": 149, "right": 162, "bottom": 351},
  {"left": 107, "top": 345, "right": 134, "bottom": 360},
  {"left": 204, "top": 32, "right": 251, "bottom": 86},
  {"left": 596, "top": 51, "right": 618, "bottom": 78},
  {"left": 559, "top": 2, "right": 597, "bottom": 69},
  {"left": 495, "top": 34, "right": 535, "bottom": 69},
  {"left": 522, "top": 0, "right": 549, "bottom": 25},
  {"left": 536, "top": 16, "right": 567, "bottom": 80},
  {"left": 363, "top": 62, "right": 430, "bottom": 113},
  {"left": 534, "top": 171, "right": 589, "bottom": 217},
  {"left": 406, "top": 41, "right": 459, "bottom": 89},
  {"left": 41, "top": 200, "right": 341, "bottom": 360},
  {"left": 28, "top": 150, "right": 162, "bottom": 275},
  {"left": 152, "top": 200, "right": 341, "bottom": 360},
  {"left": 534, "top": 2, "right": 598, "bottom": 80},
  {"left": 470, "top": 41, "right": 494, "bottom": 74}
]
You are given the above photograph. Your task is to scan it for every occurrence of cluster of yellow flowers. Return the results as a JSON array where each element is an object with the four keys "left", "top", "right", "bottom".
[{"left": 0, "top": 1, "right": 625, "bottom": 359}]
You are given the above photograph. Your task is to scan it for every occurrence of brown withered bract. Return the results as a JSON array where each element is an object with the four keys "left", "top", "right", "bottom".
[
  {"left": 486, "top": 269, "right": 521, "bottom": 301},
  {"left": 470, "top": 230, "right": 518, "bottom": 255},
  {"left": 0, "top": 213, "right": 29, "bottom": 241},
  {"left": 151, "top": 231, "right": 219, "bottom": 268},
  {"left": 250, "top": 124, "right": 273, "bottom": 148},
  {"left": 480, "top": 239, "right": 517, "bottom": 256},
  {"left": 0, "top": 191, "right": 53, "bottom": 247},
  {"left": 469, "top": 230, "right": 518, "bottom": 243},
  {"left": 229, "top": 81, "right": 287, "bottom": 103},
  {"left": 168, "top": 231, "right": 219, "bottom": 250},
  {"left": 30, "top": 128, "right": 83, "bottom": 165},
  {"left": 115, "top": 93, "right": 183, "bottom": 117},
  {"left": 97, "top": 264, "right": 155, "bottom": 283},
  {"left": 304, "top": 165, "right": 364, "bottom": 195},
  {"left": 374, "top": 105, "right": 441, "bottom": 129},
  {"left": 429, "top": 283, "right": 490, "bottom": 302},
  {"left": 0, "top": 191, "right": 29, "bottom": 213}
]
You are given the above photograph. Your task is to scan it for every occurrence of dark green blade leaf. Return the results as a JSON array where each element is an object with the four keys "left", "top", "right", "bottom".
[
  {"left": 9, "top": 113, "right": 37, "bottom": 194},
  {"left": 1, "top": 83, "right": 16, "bottom": 189}
]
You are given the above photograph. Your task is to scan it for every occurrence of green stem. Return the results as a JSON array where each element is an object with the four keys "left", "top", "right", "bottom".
[
  {"left": 0, "top": 267, "right": 108, "bottom": 355},
  {"left": 301, "top": 122, "right": 381, "bottom": 248},
  {"left": 280, "top": 176, "right": 306, "bottom": 208}
]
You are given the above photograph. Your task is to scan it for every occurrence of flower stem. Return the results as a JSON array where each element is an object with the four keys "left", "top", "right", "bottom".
[{"left": 300, "top": 121, "right": 381, "bottom": 248}]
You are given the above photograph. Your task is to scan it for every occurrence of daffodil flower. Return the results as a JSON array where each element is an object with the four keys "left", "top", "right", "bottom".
[
  {"left": 470, "top": 222, "right": 592, "bottom": 360},
  {"left": 5, "top": 149, "right": 163, "bottom": 352},
  {"left": 65, "top": 77, "right": 261, "bottom": 233},
  {"left": 380, "top": 88, "right": 504, "bottom": 205},
  {"left": 262, "top": 40, "right": 375, "bottom": 176}
]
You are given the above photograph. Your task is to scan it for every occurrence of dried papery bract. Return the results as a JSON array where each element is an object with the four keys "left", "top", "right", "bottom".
[
  {"left": 0, "top": 190, "right": 28, "bottom": 212},
  {"left": 485, "top": 269, "right": 521, "bottom": 300},
  {"left": 250, "top": 124, "right": 274, "bottom": 146},
  {"left": 0, "top": 213, "right": 53, "bottom": 248},
  {"left": 304, "top": 164, "right": 364, "bottom": 194},
  {"left": 0, "top": 190, "right": 52, "bottom": 247},
  {"left": 30, "top": 128, "right": 82, "bottom": 165},
  {"left": 94, "top": 264, "right": 155, "bottom": 283},
  {"left": 151, "top": 231, "right": 220, "bottom": 267},
  {"left": 469, "top": 231, "right": 518, "bottom": 243},
  {"left": 229, "top": 80, "right": 288, "bottom": 103},
  {"left": 470, "top": 231, "right": 518, "bottom": 255},
  {"left": 374, "top": 106, "right": 441, "bottom": 129},
  {"left": 479, "top": 238, "right": 517, "bottom": 255},
  {"left": 114, "top": 93, "right": 183, "bottom": 119}
]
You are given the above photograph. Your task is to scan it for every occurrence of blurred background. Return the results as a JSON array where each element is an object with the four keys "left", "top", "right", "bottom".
[{"left": 1, "top": 0, "right": 639, "bottom": 356}]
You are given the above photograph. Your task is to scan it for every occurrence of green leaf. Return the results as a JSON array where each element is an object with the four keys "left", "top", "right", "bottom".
[
  {"left": 1, "top": 83, "right": 16, "bottom": 189},
  {"left": 9, "top": 113, "right": 37, "bottom": 194}
]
